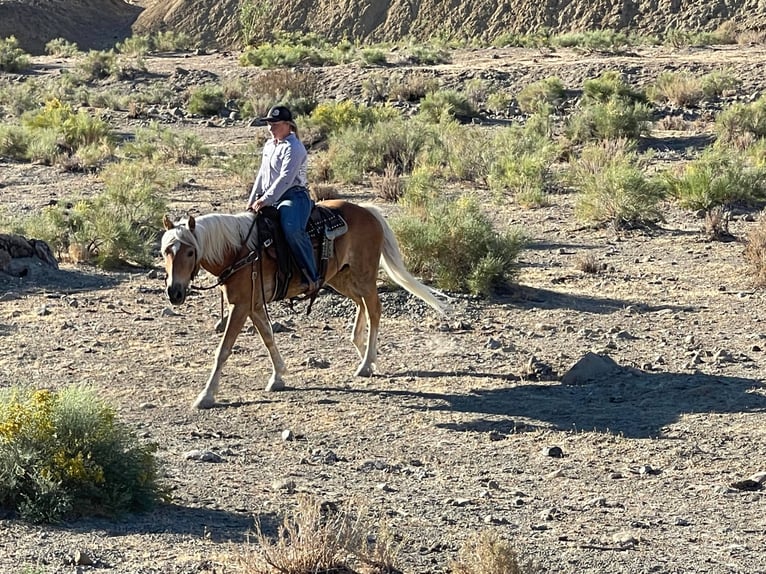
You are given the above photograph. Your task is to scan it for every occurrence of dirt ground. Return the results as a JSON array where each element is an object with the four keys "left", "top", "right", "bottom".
[{"left": 1, "top": 44, "right": 766, "bottom": 574}]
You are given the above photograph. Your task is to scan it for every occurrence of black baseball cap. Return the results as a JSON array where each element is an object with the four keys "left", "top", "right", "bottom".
[{"left": 260, "top": 105, "right": 293, "bottom": 123}]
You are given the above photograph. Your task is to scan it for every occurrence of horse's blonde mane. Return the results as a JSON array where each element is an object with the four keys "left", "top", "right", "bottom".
[{"left": 161, "top": 212, "right": 256, "bottom": 266}]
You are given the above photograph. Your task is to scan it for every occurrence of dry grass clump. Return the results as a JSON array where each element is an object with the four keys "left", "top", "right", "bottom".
[
  {"left": 233, "top": 495, "right": 403, "bottom": 574},
  {"left": 449, "top": 530, "right": 531, "bottom": 574},
  {"left": 576, "top": 253, "right": 602, "bottom": 274},
  {"left": 745, "top": 211, "right": 766, "bottom": 286},
  {"left": 372, "top": 164, "right": 403, "bottom": 203}
]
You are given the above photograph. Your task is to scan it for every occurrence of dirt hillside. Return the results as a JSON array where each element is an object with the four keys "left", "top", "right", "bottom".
[{"left": 4, "top": 0, "right": 766, "bottom": 54}]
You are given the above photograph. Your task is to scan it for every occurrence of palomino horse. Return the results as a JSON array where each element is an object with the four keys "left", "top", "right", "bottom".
[{"left": 161, "top": 200, "right": 449, "bottom": 409}]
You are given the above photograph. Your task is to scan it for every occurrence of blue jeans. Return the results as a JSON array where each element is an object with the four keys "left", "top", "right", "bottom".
[{"left": 277, "top": 187, "right": 318, "bottom": 283}]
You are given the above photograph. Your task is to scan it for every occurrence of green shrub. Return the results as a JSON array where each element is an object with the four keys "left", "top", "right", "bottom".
[
  {"left": 0, "top": 386, "right": 165, "bottom": 523},
  {"left": 552, "top": 30, "right": 631, "bottom": 51},
  {"left": 403, "top": 45, "right": 451, "bottom": 65},
  {"left": 326, "top": 118, "right": 431, "bottom": 183},
  {"left": 0, "top": 124, "right": 29, "bottom": 158},
  {"left": 151, "top": 30, "right": 194, "bottom": 52},
  {"left": 568, "top": 139, "right": 665, "bottom": 228},
  {"left": 420, "top": 120, "right": 491, "bottom": 184},
  {"left": 488, "top": 113, "right": 559, "bottom": 206},
  {"left": 360, "top": 47, "right": 387, "bottom": 66},
  {"left": 701, "top": 69, "right": 738, "bottom": 99},
  {"left": 21, "top": 98, "right": 113, "bottom": 157},
  {"left": 517, "top": 77, "right": 565, "bottom": 114},
  {"left": 116, "top": 35, "right": 150, "bottom": 58},
  {"left": 0, "top": 77, "right": 44, "bottom": 116},
  {"left": 391, "top": 195, "right": 526, "bottom": 295},
  {"left": 240, "top": 0, "right": 278, "bottom": 46},
  {"left": 239, "top": 42, "right": 328, "bottom": 68},
  {"left": 492, "top": 31, "right": 551, "bottom": 48},
  {"left": 121, "top": 122, "right": 209, "bottom": 165},
  {"left": 76, "top": 50, "right": 116, "bottom": 81},
  {"left": 646, "top": 71, "right": 704, "bottom": 107},
  {"left": 45, "top": 38, "right": 80, "bottom": 57},
  {"left": 187, "top": 84, "right": 226, "bottom": 116},
  {"left": 418, "top": 89, "right": 476, "bottom": 123},
  {"left": 567, "top": 96, "right": 651, "bottom": 143},
  {"left": 582, "top": 71, "right": 645, "bottom": 105},
  {"left": 309, "top": 100, "right": 399, "bottom": 137},
  {"left": 715, "top": 96, "right": 766, "bottom": 147},
  {"left": 0, "top": 36, "right": 30, "bottom": 72},
  {"left": 663, "top": 147, "right": 765, "bottom": 213}
]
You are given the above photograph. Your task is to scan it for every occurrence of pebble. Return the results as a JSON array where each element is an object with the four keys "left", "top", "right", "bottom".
[{"left": 184, "top": 449, "right": 223, "bottom": 463}]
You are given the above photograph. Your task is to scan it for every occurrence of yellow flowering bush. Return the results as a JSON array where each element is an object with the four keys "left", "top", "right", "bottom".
[{"left": 0, "top": 386, "right": 165, "bottom": 523}]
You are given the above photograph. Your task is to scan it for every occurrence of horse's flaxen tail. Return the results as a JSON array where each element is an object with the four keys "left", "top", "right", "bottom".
[{"left": 363, "top": 204, "right": 451, "bottom": 316}]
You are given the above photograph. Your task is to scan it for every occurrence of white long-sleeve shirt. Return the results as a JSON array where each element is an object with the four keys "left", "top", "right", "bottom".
[{"left": 247, "top": 132, "right": 308, "bottom": 207}]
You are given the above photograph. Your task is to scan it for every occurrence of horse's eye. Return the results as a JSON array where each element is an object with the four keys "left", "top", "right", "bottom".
[{"left": 188, "top": 250, "right": 195, "bottom": 258}]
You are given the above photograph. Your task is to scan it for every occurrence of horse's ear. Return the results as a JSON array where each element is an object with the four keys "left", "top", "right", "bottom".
[
  {"left": 163, "top": 214, "right": 174, "bottom": 230},
  {"left": 187, "top": 216, "right": 196, "bottom": 232}
]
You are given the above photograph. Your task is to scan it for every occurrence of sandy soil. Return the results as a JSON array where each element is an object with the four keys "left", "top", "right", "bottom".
[{"left": 1, "top": 45, "right": 766, "bottom": 574}]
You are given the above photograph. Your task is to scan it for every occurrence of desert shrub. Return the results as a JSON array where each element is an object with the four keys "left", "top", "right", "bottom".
[
  {"left": 240, "top": 41, "right": 328, "bottom": 68},
  {"left": 20, "top": 99, "right": 113, "bottom": 164},
  {"left": 0, "top": 36, "right": 30, "bottom": 72},
  {"left": 701, "top": 69, "right": 738, "bottom": 99},
  {"left": 391, "top": 195, "right": 526, "bottom": 295},
  {"left": 402, "top": 45, "right": 451, "bottom": 65},
  {"left": 240, "top": 0, "right": 279, "bottom": 46},
  {"left": 218, "top": 142, "right": 262, "bottom": 186},
  {"left": 552, "top": 30, "right": 631, "bottom": 51},
  {"left": 463, "top": 78, "right": 490, "bottom": 109},
  {"left": 715, "top": 96, "right": 766, "bottom": 147},
  {"left": 401, "top": 165, "right": 442, "bottom": 213},
  {"left": 76, "top": 49, "right": 116, "bottom": 81},
  {"left": 517, "top": 77, "right": 565, "bottom": 114},
  {"left": 418, "top": 89, "right": 476, "bottom": 122},
  {"left": 0, "top": 386, "right": 164, "bottom": 523},
  {"left": 45, "top": 38, "right": 80, "bottom": 57},
  {"left": 359, "top": 47, "right": 387, "bottom": 66},
  {"left": 18, "top": 161, "right": 171, "bottom": 266},
  {"left": 116, "top": 35, "right": 151, "bottom": 58},
  {"left": 309, "top": 100, "right": 399, "bottom": 137},
  {"left": 567, "top": 139, "right": 665, "bottom": 228},
  {"left": 187, "top": 84, "right": 226, "bottom": 116},
  {"left": 486, "top": 91, "right": 512, "bottom": 114},
  {"left": 662, "top": 147, "right": 765, "bottom": 214},
  {"left": 488, "top": 112, "right": 559, "bottom": 206},
  {"left": 234, "top": 69, "right": 319, "bottom": 119},
  {"left": 450, "top": 531, "right": 527, "bottom": 574},
  {"left": 566, "top": 95, "right": 652, "bottom": 143},
  {"left": 151, "top": 30, "right": 194, "bottom": 52},
  {"left": 121, "top": 122, "right": 209, "bottom": 165},
  {"left": 0, "top": 77, "right": 44, "bottom": 116},
  {"left": 371, "top": 163, "right": 403, "bottom": 202},
  {"left": 388, "top": 72, "right": 441, "bottom": 102},
  {"left": 0, "top": 124, "right": 29, "bottom": 158},
  {"left": 420, "top": 120, "right": 492, "bottom": 184},
  {"left": 745, "top": 212, "right": 766, "bottom": 287},
  {"left": 233, "top": 495, "right": 403, "bottom": 574},
  {"left": 492, "top": 31, "right": 551, "bottom": 48},
  {"left": 326, "top": 118, "right": 430, "bottom": 183},
  {"left": 582, "top": 71, "right": 645, "bottom": 105},
  {"left": 646, "top": 71, "right": 704, "bottom": 107}
]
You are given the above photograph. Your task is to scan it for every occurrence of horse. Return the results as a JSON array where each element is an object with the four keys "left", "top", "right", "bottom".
[{"left": 161, "top": 200, "right": 450, "bottom": 409}]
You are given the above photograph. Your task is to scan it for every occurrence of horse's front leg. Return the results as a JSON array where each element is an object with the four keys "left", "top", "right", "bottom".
[
  {"left": 250, "top": 306, "right": 287, "bottom": 391},
  {"left": 193, "top": 302, "right": 249, "bottom": 409}
]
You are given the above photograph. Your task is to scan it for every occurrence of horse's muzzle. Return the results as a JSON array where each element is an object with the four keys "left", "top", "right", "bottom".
[{"left": 166, "top": 284, "right": 186, "bottom": 305}]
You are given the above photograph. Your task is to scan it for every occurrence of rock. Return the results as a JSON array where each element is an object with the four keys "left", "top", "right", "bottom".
[
  {"left": 542, "top": 445, "right": 564, "bottom": 458},
  {"left": 271, "top": 479, "right": 296, "bottom": 493},
  {"left": 184, "top": 450, "right": 223, "bottom": 463},
  {"left": 281, "top": 429, "right": 295, "bottom": 441},
  {"left": 561, "top": 352, "right": 621, "bottom": 385},
  {"left": 73, "top": 549, "right": 95, "bottom": 566}
]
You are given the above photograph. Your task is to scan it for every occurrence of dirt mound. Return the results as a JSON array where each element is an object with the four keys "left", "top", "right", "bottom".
[
  {"left": 5, "top": 0, "right": 766, "bottom": 55},
  {"left": 0, "top": 0, "right": 142, "bottom": 54}
]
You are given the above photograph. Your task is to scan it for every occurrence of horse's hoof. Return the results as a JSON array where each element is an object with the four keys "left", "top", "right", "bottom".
[
  {"left": 355, "top": 365, "right": 374, "bottom": 377},
  {"left": 265, "top": 379, "right": 285, "bottom": 392},
  {"left": 192, "top": 395, "right": 216, "bottom": 409}
]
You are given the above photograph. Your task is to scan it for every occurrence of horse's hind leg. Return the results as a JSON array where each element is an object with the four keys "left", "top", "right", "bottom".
[
  {"left": 250, "top": 306, "right": 287, "bottom": 391},
  {"left": 350, "top": 296, "right": 368, "bottom": 358},
  {"left": 193, "top": 302, "right": 249, "bottom": 409},
  {"left": 355, "top": 290, "right": 381, "bottom": 377}
]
